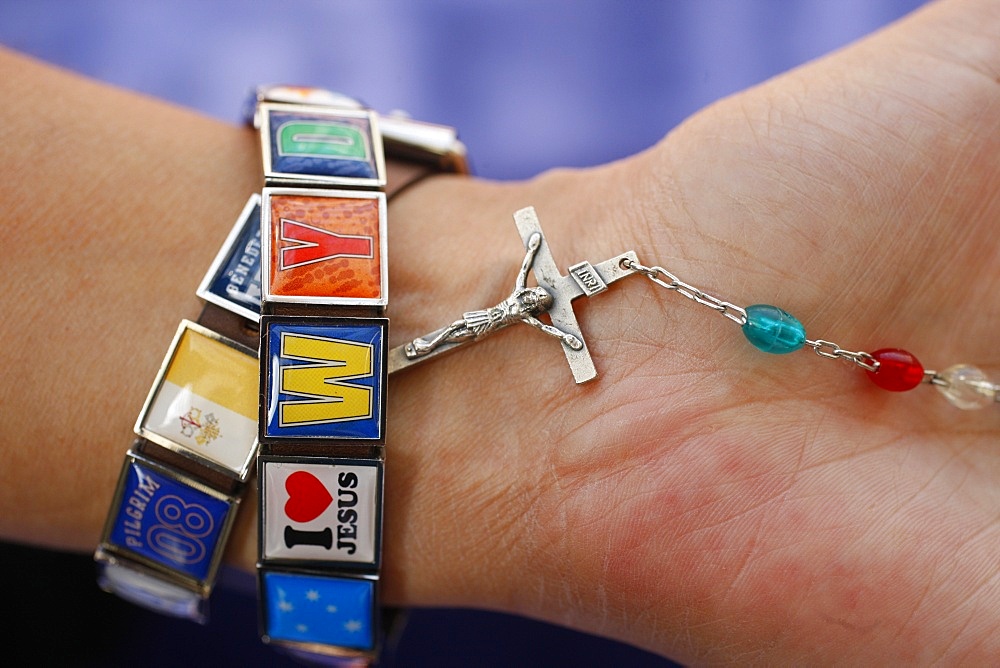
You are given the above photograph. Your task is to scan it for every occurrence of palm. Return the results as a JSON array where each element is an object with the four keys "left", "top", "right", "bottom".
[{"left": 385, "top": 2, "right": 1000, "bottom": 662}]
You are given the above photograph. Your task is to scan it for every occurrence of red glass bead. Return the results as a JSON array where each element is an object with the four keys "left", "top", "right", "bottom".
[{"left": 866, "top": 348, "right": 924, "bottom": 391}]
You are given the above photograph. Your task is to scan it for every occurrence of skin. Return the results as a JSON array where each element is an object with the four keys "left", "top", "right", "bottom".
[{"left": 1, "top": 0, "right": 998, "bottom": 663}]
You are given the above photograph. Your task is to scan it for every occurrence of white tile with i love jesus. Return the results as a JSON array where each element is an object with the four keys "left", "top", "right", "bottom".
[{"left": 261, "top": 459, "right": 381, "bottom": 567}]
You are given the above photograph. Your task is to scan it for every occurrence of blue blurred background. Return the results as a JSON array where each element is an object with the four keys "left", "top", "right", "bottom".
[{"left": 0, "top": 1, "right": 927, "bottom": 665}]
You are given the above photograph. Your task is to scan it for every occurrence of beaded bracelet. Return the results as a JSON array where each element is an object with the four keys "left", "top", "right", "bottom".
[
  {"left": 390, "top": 206, "right": 999, "bottom": 410},
  {"left": 625, "top": 261, "right": 999, "bottom": 408}
]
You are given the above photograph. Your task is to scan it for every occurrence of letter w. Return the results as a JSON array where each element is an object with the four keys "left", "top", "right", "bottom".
[
  {"left": 279, "top": 218, "right": 373, "bottom": 270},
  {"left": 279, "top": 333, "right": 373, "bottom": 426}
]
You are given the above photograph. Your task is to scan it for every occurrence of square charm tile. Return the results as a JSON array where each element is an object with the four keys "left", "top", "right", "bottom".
[
  {"left": 261, "top": 569, "right": 378, "bottom": 653},
  {"left": 260, "top": 456, "right": 382, "bottom": 568},
  {"left": 96, "top": 560, "right": 207, "bottom": 622},
  {"left": 261, "top": 317, "right": 387, "bottom": 442},
  {"left": 136, "top": 320, "right": 259, "bottom": 479},
  {"left": 197, "top": 194, "right": 263, "bottom": 323},
  {"left": 100, "top": 454, "right": 237, "bottom": 588},
  {"left": 261, "top": 188, "right": 387, "bottom": 307},
  {"left": 260, "top": 102, "right": 385, "bottom": 188}
]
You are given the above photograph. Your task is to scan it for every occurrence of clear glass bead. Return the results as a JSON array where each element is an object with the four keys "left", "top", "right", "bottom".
[{"left": 934, "top": 364, "right": 998, "bottom": 410}]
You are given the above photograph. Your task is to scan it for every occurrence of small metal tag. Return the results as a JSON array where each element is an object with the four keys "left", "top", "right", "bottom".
[{"left": 568, "top": 261, "right": 608, "bottom": 296}]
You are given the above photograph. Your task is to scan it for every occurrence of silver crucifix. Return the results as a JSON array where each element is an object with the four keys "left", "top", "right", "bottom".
[
  {"left": 403, "top": 230, "right": 585, "bottom": 357},
  {"left": 387, "top": 207, "right": 638, "bottom": 383}
]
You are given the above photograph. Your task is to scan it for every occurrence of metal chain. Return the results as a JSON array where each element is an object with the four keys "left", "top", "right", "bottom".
[
  {"left": 622, "top": 257, "right": 881, "bottom": 372},
  {"left": 622, "top": 258, "right": 748, "bottom": 325},
  {"left": 804, "top": 339, "right": 878, "bottom": 372}
]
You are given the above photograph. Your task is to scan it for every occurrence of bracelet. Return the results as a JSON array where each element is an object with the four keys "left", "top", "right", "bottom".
[
  {"left": 623, "top": 262, "right": 1000, "bottom": 407},
  {"left": 391, "top": 206, "right": 999, "bottom": 409},
  {"left": 93, "top": 201, "right": 261, "bottom": 620},
  {"left": 95, "top": 86, "right": 467, "bottom": 651},
  {"left": 250, "top": 86, "right": 466, "bottom": 664},
  {"left": 255, "top": 87, "right": 388, "bottom": 662}
]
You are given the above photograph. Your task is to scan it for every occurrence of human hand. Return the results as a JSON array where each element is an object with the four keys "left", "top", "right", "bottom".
[{"left": 382, "top": 0, "right": 999, "bottom": 662}]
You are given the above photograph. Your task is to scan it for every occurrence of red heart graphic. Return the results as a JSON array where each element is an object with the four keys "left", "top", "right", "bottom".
[{"left": 284, "top": 470, "right": 333, "bottom": 523}]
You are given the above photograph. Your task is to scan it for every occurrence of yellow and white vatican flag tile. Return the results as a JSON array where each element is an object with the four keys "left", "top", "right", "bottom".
[{"left": 137, "top": 320, "right": 259, "bottom": 480}]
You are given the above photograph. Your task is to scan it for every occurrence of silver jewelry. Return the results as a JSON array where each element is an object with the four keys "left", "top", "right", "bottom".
[{"left": 390, "top": 207, "right": 639, "bottom": 384}]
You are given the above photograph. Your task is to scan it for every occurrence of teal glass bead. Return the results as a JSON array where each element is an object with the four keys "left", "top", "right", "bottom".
[{"left": 742, "top": 304, "right": 806, "bottom": 354}]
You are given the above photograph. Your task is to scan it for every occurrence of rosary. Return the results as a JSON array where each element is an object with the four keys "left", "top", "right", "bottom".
[{"left": 390, "top": 206, "right": 999, "bottom": 409}]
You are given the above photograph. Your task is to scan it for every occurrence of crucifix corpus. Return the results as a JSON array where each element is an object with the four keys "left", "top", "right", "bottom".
[{"left": 386, "top": 206, "right": 637, "bottom": 384}]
